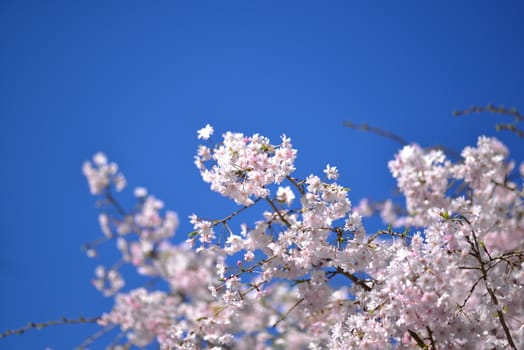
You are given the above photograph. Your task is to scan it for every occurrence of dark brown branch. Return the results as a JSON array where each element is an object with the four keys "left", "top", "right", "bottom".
[
  {"left": 286, "top": 175, "right": 306, "bottom": 196},
  {"left": 495, "top": 123, "right": 524, "bottom": 138},
  {"left": 343, "top": 121, "right": 462, "bottom": 159},
  {"left": 272, "top": 297, "right": 304, "bottom": 327},
  {"left": 480, "top": 265, "right": 517, "bottom": 349},
  {"left": 264, "top": 198, "right": 292, "bottom": 228},
  {"left": 408, "top": 329, "right": 427, "bottom": 348},
  {"left": 343, "top": 121, "right": 408, "bottom": 146},
  {"left": 1, "top": 316, "right": 100, "bottom": 339},
  {"left": 105, "top": 191, "right": 127, "bottom": 217},
  {"left": 453, "top": 104, "right": 523, "bottom": 122},
  {"left": 453, "top": 104, "right": 524, "bottom": 139},
  {"left": 75, "top": 324, "right": 116, "bottom": 350},
  {"left": 464, "top": 222, "right": 518, "bottom": 349},
  {"left": 213, "top": 198, "right": 261, "bottom": 225},
  {"left": 426, "top": 326, "right": 436, "bottom": 349},
  {"left": 336, "top": 267, "right": 372, "bottom": 292}
]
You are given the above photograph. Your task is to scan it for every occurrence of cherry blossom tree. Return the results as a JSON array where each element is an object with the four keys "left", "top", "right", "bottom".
[{"left": 3, "top": 107, "right": 524, "bottom": 349}]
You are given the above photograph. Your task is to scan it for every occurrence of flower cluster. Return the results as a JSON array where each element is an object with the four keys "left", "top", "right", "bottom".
[
  {"left": 194, "top": 130, "right": 297, "bottom": 205},
  {"left": 80, "top": 126, "right": 523, "bottom": 349},
  {"left": 82, "top": 152, "right": 126, "bottom": 195}
]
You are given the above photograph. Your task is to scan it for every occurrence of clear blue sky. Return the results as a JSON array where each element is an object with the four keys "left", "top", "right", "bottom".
[{"left": 1, "top": 1, "right": 523, "bottom": 349}]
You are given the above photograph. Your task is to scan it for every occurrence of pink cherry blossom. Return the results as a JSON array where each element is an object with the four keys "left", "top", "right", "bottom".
[{"left": 76, "top": 128, "right": 523, "bottom": 349}]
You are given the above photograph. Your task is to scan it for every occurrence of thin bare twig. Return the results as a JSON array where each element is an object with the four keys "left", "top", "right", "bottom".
[
  {"left": 1, "top": 316, "right": 100, "bottom": 339},
  {"left": 343, "top": 121, "right": 408, "bottom": 146},
  {"left": 343, "top": 121, "right": 462, "bottom": 159},
  {"left": 453, "top": 104, "right": 524, "bottom": 139},
  {"left": 264, "top": 198, "right": 292, "bottom": 228},
  {"left": 453, "top": 104, "right": 523, "bottom": 122},
  {"left": 272, "top": 297, "right": 304, "bottom": 328},
  {"left": 75, "top": 324, "right": 116, "bottom": 350}
]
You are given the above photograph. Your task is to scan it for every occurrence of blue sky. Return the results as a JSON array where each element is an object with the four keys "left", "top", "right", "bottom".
[{"left": 1, "top": 1, "right": 523, "bottom": 349}]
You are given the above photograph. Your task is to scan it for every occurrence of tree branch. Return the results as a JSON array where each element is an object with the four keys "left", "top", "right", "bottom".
[{"left": 1, "top": 316, "right": 100, "bottom": 339}]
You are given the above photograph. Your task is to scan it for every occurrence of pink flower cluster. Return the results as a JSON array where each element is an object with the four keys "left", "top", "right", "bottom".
[
  {"left": 82, "top": 152, "right": 126, "bottom": 195},
  {"left": 82, "top": 126, "right": 524, "bottom": 349},
  {"left": 194, "top": 131, "right": 297, "bottom": 205}
]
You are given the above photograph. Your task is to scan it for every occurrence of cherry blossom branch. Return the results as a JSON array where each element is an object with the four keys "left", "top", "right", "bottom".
[
  {"left": 75, "top": 324, "right": 116, "bottom": 350},
  {"left": 453, "top": 104, "right": 524, "bottom": 138},
  {"left": 495, "top": 123, "right": 524, "bottom": 138},
  {"left": 271, "top": 297, "right": 304, "bottom": 327},
  {"left": 334, "top": 267, "right": 372, "bottom": 292},
  {"left": 70, "top": 126, "right": 522, "bottom": 349},
  {"left": 1, "top": 316, "right": 100, "bottom": 339},
  {"left": 212, "top": 198, "right": 261, "bottom": 224},
  {"left": 286, "top": 175, "right": 306, "bottom": 196},
  {"left": 456, "top": 273, "right": 483, "bottom": 310},
  {"left": 453, "top": 104, "right": 523, "bottom": 121},
  {"left": 264, "top": 197, "right": 292, "bottom": 228},
  {"left": 81, "top": 236, "right": 110, "bottom": 253},
  {"left": 218, "top": 256, "right": 276, "bottom": 283},
  {"left": 426, "top": 326, "right": 436, "bottom": 350},
  {"left": 463, "top": 222, "right": 518, "bottom": 349},
  {"left": 105, "top": 190, "right": 127, "bottom": 217},
  {"left": 407, "top": 329, "right": 427, "bottom": 349},
  {"left": 82, "top": 190, "right": 130, "bottom": 253},
  {"left": 482, "top": 282, "right": 517, "bottom": 350},
  {"left": 343, "top": 121, "right": 408, "bottom": 146},
  {"left": 491, "top": 179, "right": 522, "bottom": 195},
  {"left": 344, "top": 120, "right": 462, "bottom": 159}
]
